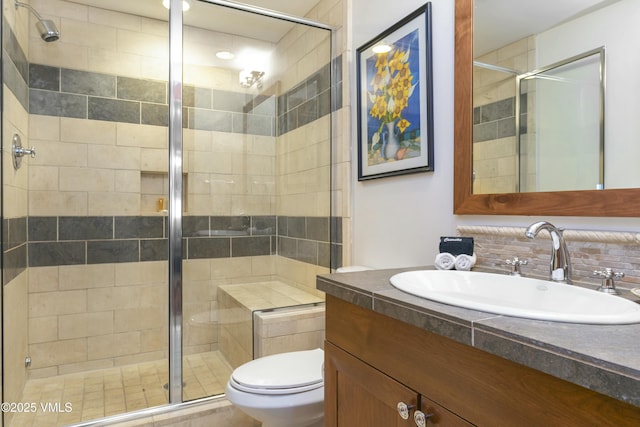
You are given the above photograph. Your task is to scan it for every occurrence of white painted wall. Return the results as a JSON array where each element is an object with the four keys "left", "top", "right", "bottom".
[
  {"left": 351, "top": 0, "right": 456, "bottom": 268},
  {"left": 350, "top": 0, "right": 640, "bottom": 270}
]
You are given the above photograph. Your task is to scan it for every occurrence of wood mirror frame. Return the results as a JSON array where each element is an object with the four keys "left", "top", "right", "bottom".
[{"left": 453, "top": 0, "right": 640, "bottom": 217}]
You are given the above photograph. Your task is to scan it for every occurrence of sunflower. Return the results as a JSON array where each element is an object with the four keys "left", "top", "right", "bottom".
[{"left": 367, "top": 47, "right": 417, "bottom": 143}]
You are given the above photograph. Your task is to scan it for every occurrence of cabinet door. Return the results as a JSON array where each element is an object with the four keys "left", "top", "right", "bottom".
[
  {"left": 418, "top": 396, "right": 475, "bottom": 426},
  {"left": 325, "top": 342, "right": 418, "bottom": 426}
]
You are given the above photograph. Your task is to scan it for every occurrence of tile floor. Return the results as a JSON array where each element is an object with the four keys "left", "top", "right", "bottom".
[{"left": 8, "top": 352, "right": 233, "bottom": 427}]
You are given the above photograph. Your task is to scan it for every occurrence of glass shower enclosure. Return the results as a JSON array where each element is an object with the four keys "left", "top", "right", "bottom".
[{"left": 1, "top": 0, "right": 335, "bottom": 425}]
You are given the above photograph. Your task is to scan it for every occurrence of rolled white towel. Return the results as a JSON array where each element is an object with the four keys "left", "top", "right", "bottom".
[
  {"left": 454, "top": 253, "right": 477, "bottom": 271},
  {"left": 434, "top": 252, "right": 456, "bottom": 270}
]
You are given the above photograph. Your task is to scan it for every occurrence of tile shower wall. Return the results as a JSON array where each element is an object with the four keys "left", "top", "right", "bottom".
[
  {"left": 3, "top": 0, "right": 342, "bottom": 379},
  {"left": 3, "top": 0, "right": 31, "bottom": 419},
  {"left": 0, "top": 7, "right": 342, "bottom": 278}
]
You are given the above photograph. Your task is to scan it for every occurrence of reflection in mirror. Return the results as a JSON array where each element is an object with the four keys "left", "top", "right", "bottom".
[
  {"left": 474, "top": 48, "right": 604, "bottom": 193},
  {"left": 472, "top": 0, "right": 636, "bottom": 195}
]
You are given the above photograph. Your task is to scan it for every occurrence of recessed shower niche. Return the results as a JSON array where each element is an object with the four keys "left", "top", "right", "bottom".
[{"left": 141, "top": 172, "right": 188, "bottom": 213}]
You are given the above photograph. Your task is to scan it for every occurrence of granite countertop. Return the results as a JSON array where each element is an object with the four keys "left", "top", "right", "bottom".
[{"left": 317, "top": 266, "right": 640, "bottom": 408}]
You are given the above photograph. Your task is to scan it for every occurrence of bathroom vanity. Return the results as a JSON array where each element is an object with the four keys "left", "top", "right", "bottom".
[{"left": 318, "top": 268, "right": 640, "bottom": 426}]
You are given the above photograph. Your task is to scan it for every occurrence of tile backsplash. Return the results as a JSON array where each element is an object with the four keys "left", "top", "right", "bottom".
[{"left": 458, "top": 225, "right": 640, "bottom": 290}]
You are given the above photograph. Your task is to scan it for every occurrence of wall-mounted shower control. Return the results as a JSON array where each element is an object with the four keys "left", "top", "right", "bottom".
[{"left": 12, "top": 134, "right": 36, "bottom": 170}]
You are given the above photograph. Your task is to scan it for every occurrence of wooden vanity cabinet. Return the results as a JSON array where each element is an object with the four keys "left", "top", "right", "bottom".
[
  {"left": 324, "top": 295, "right": 640, "bottom": 426},
  {"left": 325, "top": 341, "right": 472, "bottom": 426}
]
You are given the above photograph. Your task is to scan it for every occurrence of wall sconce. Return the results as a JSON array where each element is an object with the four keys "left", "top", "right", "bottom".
[{"left": 239, "top": 70, "right": 265, "bottom": 89}]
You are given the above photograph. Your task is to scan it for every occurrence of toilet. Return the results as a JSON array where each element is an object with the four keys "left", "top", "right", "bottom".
[{"left": 225, "top": 348, "right": 324, "bottom": 427}]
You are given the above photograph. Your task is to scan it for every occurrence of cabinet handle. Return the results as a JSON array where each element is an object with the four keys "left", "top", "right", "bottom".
[
  {"left": 397, "top": 402, "right": 415, "bottom": 420},
  {"left": 414, "top": 410, "right": 434, "bottom": 427}
]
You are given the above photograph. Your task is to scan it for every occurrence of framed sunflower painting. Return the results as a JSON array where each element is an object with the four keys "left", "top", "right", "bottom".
[{"left": 356, "top": 3, "right": 434, "bottom": 180}]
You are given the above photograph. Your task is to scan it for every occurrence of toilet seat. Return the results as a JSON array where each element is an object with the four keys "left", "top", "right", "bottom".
[{"left": 230, "top": 348, "right": 324, "bottom": 395}]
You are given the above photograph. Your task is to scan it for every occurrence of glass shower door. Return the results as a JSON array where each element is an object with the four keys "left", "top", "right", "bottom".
[
  {"left": 3, "top": 0, "right": 171, "bottom": 424},
  {"left": 180, "top": 0, "right": 333, "bottom": 402}
]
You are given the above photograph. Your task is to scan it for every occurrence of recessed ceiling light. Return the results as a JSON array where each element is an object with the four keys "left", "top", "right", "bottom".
[
  {"left": 162, "top": 0, "right": 191, "bottom": 11},
  {"left": 216, "top": 51, "right": 235, "bottom": 60}
]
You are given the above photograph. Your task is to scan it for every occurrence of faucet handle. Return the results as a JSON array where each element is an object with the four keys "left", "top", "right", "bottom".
[
  {"left": 593, "top": 268, "right": 624, "bottom": 295},
  {"left": 505, "top": 257, "right": 528, "bottom": 276}
]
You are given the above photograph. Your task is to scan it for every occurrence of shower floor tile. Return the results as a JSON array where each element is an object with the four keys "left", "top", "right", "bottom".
[{"left": 9, "top": 351, "right": 232, "bottom": 427}]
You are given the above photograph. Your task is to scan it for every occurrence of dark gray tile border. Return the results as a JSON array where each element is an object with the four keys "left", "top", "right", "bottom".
[
  {"left": 88, "top": 97, "right": 140, "bottom": 123},
  {"left": 188, "top": 237, "right": 231, "bottom": 259},
  {"left": 117, "top": 76, "right": 167, "bottom": 104},
  {"left": 30, "top": 89, "right": 87, "bottom": 118},
  {"left": 9, "top": 214, "right": 340, "bottom": 268},
  {"left": 3, "top": 244, "right": 27, "bottom": 286},
  {"left": 87, "top": 240, "right": 139, "bottom": 264},
  {"left": 231, "top": 236, "right": 272, "bottom": 257},
  {"left": 30, "top": 63, "right": 60, "bottom": 91},
  {"left": 62, "top": 68, "right": 115, "bottom": 97},
  {"left": 28, "top": 241, "right": 86, "bottom": 267},
  {"left": 59, "top": 216, "right": 113, "bottom": 240}
]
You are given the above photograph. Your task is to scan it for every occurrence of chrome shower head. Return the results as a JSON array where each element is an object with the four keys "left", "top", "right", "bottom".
[
  {"left": 15, "top": 0, "right": 60, "bottom": 42},
  {"left": 35, "top": 19, "right": 60, "bottom": 42}
]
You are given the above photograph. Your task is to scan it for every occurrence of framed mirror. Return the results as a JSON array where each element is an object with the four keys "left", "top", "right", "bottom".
[{"left": 454, "top": 0, "right": 640, "bottom": 216}]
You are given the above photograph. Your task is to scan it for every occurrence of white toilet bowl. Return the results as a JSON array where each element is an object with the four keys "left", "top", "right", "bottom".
[{"left": 225, "top": 348, "right": 324, "bottom": 427}]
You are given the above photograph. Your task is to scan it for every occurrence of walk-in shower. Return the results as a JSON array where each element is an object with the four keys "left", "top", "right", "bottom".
[{"left": 2, "top": 0, "right": 337, "bottom": 425}]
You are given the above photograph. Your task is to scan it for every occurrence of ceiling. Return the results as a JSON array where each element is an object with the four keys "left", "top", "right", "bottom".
[
  {"left": 474, "top": 0, "right": 620, "bottom": 56},
  {"left": 66, "top": 0, "right": 319, "bottom": 42}
]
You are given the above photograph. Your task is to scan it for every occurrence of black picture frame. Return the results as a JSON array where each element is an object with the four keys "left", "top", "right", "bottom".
[{"left": 356, "top": 3, "right": 434, "bottom": 180}]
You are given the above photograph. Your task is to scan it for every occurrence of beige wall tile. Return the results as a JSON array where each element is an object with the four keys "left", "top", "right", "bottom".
[
  {"left": 88, "top": 286, "right": 145, "bottom": 312},
  {"left": 89, "top": 7, "right": 142, "bottom": 32},
  {"left": 88, "top": 145, "right": 141, "bottom": 170},
  {"left": 115, "top": 261, "right": 166, "bottom": 286},
  {"left": 140, "top": 148, "right": 168, "bottom": 172},
  {"left": 117, "top": 123, "right": 167, "bottom": 149},
  {"left": 114, "top": 307, "right": 165, "bottom": 333},
  {"left": 87, "top": 192, "right": 140, "bottom": 215},
  {"left": 139, "top": 329, "right": 168, "bottom": 353},
  {"left": 58, "top": 359, "right": 115, "bottom": 376},
  {"left": 88, "top": 332, "right": 141, "bottom": 360},
  {"left": 30, "top": 290, "right": 87, "bottom": 318},
  {"left": 60, "top": 167, "right": 115, "bottom": 192},
  {"left": 28, "top": 316, "right": 58, "bottom": 344},
  {"left": 29, "top": 191, "right": 88, "bottom": 216},
  {"left": 4, "top": 273, "right": 29, "bottom": 404},
  {"left": 30, "top": 140, "right": 88, "bottom": 168},
  {"left": 29, "top": 166, "right": 59, "bottom": 191},
  {"left": 115, "top": 170, "right": 141, "bottom": 193},
  {"left": 87, "top": 48, "right": 143, "bottom": 78},
  {"left": 117, "top": 28, "right": 167, "bottom": 60},
  {"left": 29, "top": 339, "right": 87, "bottom": 369},
  {"left": 59, "top": 311, "right": 114, "bottom": 339},
  {"left": 61, "top": 118, "right": 117, "bottom": 145},
  {"left": 29, "top": 267, "right": 60, "bottom": 293}
]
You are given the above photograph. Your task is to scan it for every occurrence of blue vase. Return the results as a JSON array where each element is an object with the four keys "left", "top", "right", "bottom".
[{"left": 381, "top": 121, "right": 400, "bottom": 160}]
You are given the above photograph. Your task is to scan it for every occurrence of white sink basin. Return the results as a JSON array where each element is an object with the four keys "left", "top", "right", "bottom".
[{"left": 389, "top": 270, "right": 640, "bottom": 324}]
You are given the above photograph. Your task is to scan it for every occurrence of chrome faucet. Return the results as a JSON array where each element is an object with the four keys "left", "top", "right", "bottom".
[{"left": 524, "top": 221, "right": 572, "bottom": 284}]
